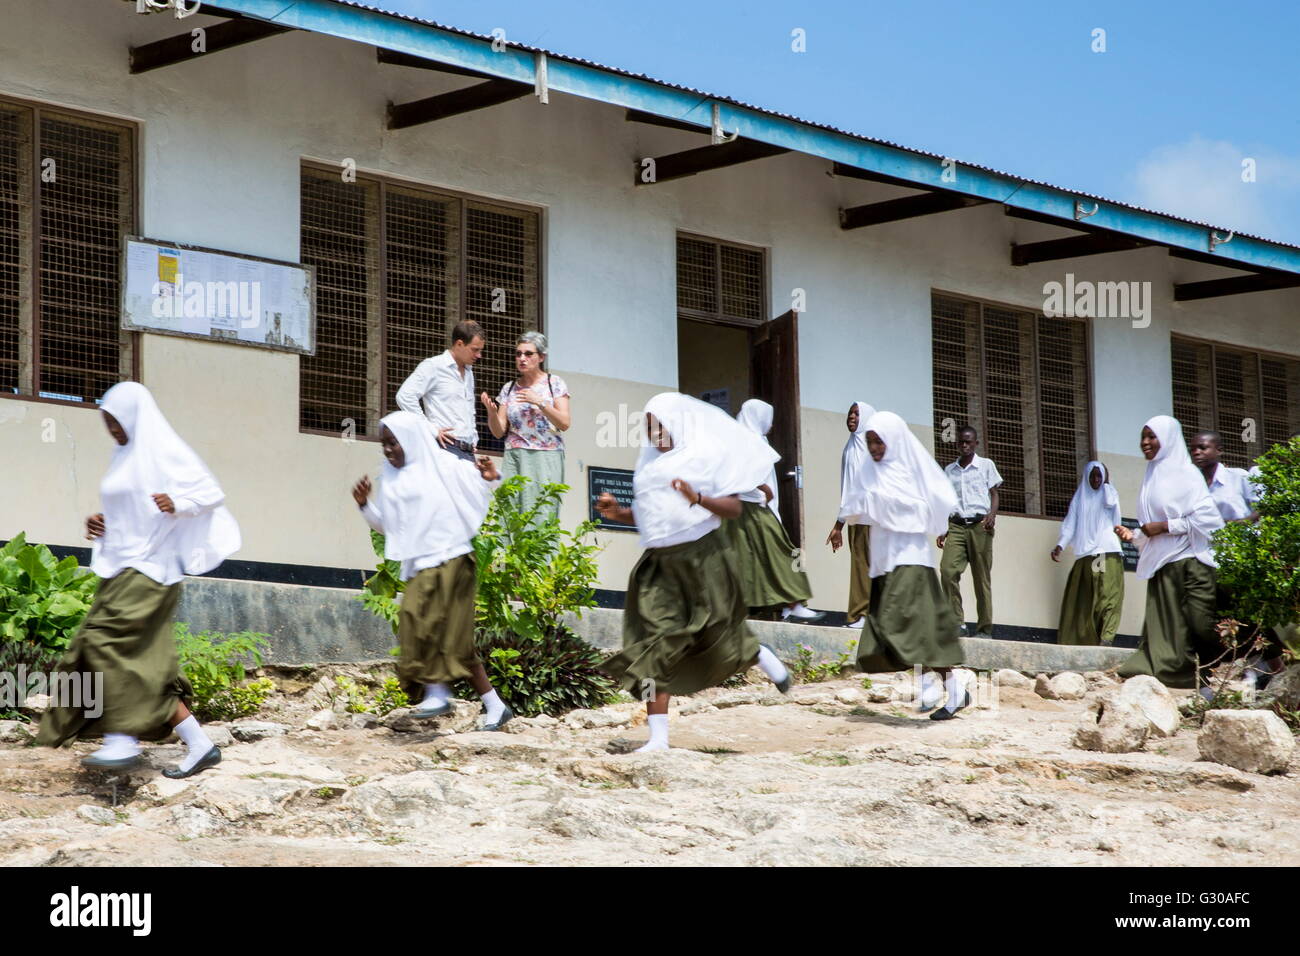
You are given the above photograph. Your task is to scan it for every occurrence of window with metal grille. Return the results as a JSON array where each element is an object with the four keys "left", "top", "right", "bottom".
[
  {"left": 299, "top": 164, "right": 540, "bottom": 449},
  {"left": 0, "top": 98, "right": 135, "bottom": 404},
  {"left": 931, "top": 292, "right": 1092, "bottom": 518},
  {"left": 1170, "top": 336, "right": 1300, "bottom": 467},
  {"left": 676, "top": 233, "right": 765, "bottom": 325}
]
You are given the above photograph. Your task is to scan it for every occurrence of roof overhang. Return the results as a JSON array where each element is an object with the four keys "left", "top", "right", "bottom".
[{"left": 140, "top": 0, "right": 1300, "bottom": 289}]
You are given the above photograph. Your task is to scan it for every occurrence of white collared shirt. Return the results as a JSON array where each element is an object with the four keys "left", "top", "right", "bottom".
[
  {"left": 395, "top": 350, "right": 478, "bottom": 446},
  {"left": 1206, "top": 463, "right": 1253, "bottom": 522},
  {"left": 944, "top": 454, "right": 1003, "bottom": 519}
]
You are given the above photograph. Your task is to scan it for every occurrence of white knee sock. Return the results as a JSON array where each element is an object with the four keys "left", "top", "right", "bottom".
[
  {"left": 918, "top": 671, "right": 943, "bottom": 709},
  {"left": 422, "top": 682, "right": 450, "bottom": 706},
  {"left": 174, "top": 716, "right": 215, "bottom": 773},
  {"left": 636, "top": 713, "right": 670, "bottom": 752},
  {"left": 944, "top": 672, "right": 965, "bottom": 712},
  {"left": 96, "top": 732, "right": 140, "bottom": 759},
  {"left": 481, "top": 689, "right": 506, "bottom": 722},
  {"left": 757, "top": 645, "right": 790, "bottom": 686}
]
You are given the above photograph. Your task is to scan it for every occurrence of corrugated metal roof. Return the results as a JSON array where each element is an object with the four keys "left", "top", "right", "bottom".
[{"left": 317, "top": 1, "right": 1293, "bottom": 251}]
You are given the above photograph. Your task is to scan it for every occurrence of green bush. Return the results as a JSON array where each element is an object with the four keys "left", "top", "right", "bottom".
[
  {"left": 463, "top": 625, "right": 618, "bottom": 717},
  {"left": 175, "top": 623, "right": 273, "bottom": 722},
  {"left": 358, "top": 476, "right": 612, "bottom": 717},
  {"left": 1214, "top": 437, "right": 1300, "bottom": 637},
  {"left": 332, "top": 675, "right": 409, "bottom": 716},
  {"left": 0, "top": 533, "right": 99, "bottom": 673}
]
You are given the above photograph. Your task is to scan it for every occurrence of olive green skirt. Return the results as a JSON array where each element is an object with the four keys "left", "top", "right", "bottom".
[
  {"left": 1118, "top": 557, "right": 1218, "bottom": 689},
  {"left": 602, "top": 528, "right": 758, "bottom": 697},
  {"left": 1057, "top": 553, "right": 1125, "bottom": 646},
  {"left": 855, "top": 564, "right": 964, "bottom": 673},
  {"left": 397, "top": 554, "right": 480, "bottom": 697},
  {"left": 36, "top": 568, "right": 190, "bottom": 747},
  {"left": 724, "top": 500, "right": 813, "bottom": 609}
]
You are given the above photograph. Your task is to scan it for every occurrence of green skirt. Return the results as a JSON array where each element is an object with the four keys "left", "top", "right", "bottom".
[
  {"left": 724, "top": 500, "right": 813, "bottom": 609},
  {"left": 602, "top": 528, "right": 758, "bottom": 697},
  {"left": 1057, "top": 553, "right": 1125, "bottom": 646},
  {"left": 36, "top": 568, "right": 190, "bottom": 747},
  {"left": 501, "top": 447, "right": 565, "bottom": 527},
  {"left": 1118, "top": 557, "right": 1218, "bottom": 689},
  {"left": 855, "top": 564, "right": 964, "bottom": 672},
  {"left": 397, "top": 554, "right": 480, "bottom": 697}
]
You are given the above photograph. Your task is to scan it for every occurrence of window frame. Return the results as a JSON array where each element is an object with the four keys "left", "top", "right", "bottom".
[
  {"left": 0, "top": 93, "right": 140, "bottom": 410},
  {"left": 931, "top": 288, "right": 1096, "bottom": 522},
  {"left": 298, "top": 160, "right": 545, "bottom": 445},
  {"left": 675, "top": 230, "right": 769, "bottom": 330},
  {"left": 1170, "top": 332, "right": 1300, "bottom": 466}
]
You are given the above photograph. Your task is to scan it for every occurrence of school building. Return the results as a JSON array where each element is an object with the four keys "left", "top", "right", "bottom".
[{"left": 4, "top": 0, "right": 1299, "bottom": 643}]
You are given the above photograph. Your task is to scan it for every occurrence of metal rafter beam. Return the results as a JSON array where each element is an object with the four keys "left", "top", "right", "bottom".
[
  {"left": 637, "top": 139, "right": 788, "bottom": 185},
  {"left": 624, "top": 109, "right": 708, "bottom": 134},
  {"left": 377, "top": 47, "right": 498, "bottom": 81},
  {"left": 129, "top": 16, "right": 290, "bottom": 73},
  {"left": 839, "top": 191, "right": 986, "bottom": 229},
  {"left": 1174, "top": 273, "right": 1300, "bottom": 301},
  {"left": 1011, "top": 232, "right": 1147, "bottom": 265},
  {"left": 387, "top": 78, "right": 530, "bottom": 129}
]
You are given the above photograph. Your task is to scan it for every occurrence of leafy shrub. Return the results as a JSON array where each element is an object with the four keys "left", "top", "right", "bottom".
[
  {"left": 175, "top": 623, "right": 273, "bottom": 722},
  {"left": 0, "top": 534, "right": 99, "bottom": 672},
  {"left": 332, "top": 675, "right": 409, "bottom": 716},
  {"left": 789, "top": 640, "right": 857, "bottom": 684},
  {"left": 358, "top": 476, "right": 610, "bottom": 717},
  {"left": 460, "top": 625, "right": 618, "bottom": 717},
  {"left": 1214, "top": 437, "right": 1300, "bottom": 633}
]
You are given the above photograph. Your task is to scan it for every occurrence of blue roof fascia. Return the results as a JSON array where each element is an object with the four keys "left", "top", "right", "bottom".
[{"left": 211, "top": 0, "right": 1300, "bottom": 278}]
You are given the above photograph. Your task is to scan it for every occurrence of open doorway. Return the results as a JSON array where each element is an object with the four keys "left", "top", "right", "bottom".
[{"left": 676, "top": 310, "right": 803, "bottom": 544}]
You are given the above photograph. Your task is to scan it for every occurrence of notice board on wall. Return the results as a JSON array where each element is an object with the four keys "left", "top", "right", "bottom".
[
  {"left": 588, "top": 466, "right": 637, "bottom": 532},
  {"left": 121, "top": 237, "right": 315, "bottom": 355}
]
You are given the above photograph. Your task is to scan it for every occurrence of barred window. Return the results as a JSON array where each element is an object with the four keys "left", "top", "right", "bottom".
[
  {"left": 299, "top": 165, "right": 540, "bottom": 449},
  {"left": 676, "top": 233, "right": 765, "bottom": 325},
  {"left": 931, "top": 292, "right": 1092, "bottom": 518},
  {"left": 0, "top": 98, "right": 135, "bottom": 404},
  {"left": 1171, "top": 336, "right": 1300, "bottom": 467}
]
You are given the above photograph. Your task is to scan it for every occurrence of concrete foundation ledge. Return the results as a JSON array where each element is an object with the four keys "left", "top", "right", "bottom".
[{"left": 178, "top": 577, "right": 1131, "bottom": 673}]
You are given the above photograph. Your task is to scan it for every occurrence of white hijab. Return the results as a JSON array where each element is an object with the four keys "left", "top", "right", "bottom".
[
  {"left": 376, "top": 411, "right": 492, "bottom": 562},
  {"left": 838, "top": 401, "right": 875, "bottom": 524},
  {"left": 1135, "top": 415, "right": 1223, "bottom": 578},
  {"left": 91, "top": 382, "right": 240, "bottom": 582},
  {"left": 633, "top": 392, "right": 780, "bottom": 548},
  {"left": 1057, "top": 460, "right": 1121, "bottom": 557},
  {"left": 859, "top": 410, "right": 957, "bottom": 537},
  {"left": 735, "top": 399, "right": 780, "bottom": 515}
]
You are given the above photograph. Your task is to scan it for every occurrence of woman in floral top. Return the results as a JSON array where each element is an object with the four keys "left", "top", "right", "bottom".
[{"left": 481, "top": 331, "right": 571, "bottom": 523}]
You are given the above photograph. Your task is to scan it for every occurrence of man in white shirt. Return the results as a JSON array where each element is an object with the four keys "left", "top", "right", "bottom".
[
  {"left": 937, "top": 425, "right": 1002, "bottom": 638},
  {"left": 395, "top": 321, "right": 485, "bottom": 460},
  {"left": 1189, "top": 431, "right": 1257, "bottom": 523}
]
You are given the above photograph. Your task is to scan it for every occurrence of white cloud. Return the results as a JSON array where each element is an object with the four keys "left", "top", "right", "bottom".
[{"left": 1129, "top": 135, "right": 1300, "bottom": 241}]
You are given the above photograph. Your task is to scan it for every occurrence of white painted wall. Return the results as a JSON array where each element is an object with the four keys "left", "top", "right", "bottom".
[{"left": 3, "top": 0, "right": 1298, "bottom": 638}]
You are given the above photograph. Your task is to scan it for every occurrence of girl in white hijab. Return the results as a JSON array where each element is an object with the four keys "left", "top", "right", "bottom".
[
  {"left": 849, "top": 410, "right": 968, "bottom": 719},
  {"left": 1115, "top": 415, "right": 1224, "bottom": 690},
  {"left": 732, "top": 399, "right": 822, "bottom": 622},
  {"left": 596, "top": 393, "right": 791, "bottom": 752},
  {"left": 1050, "top": 461, "right": 1125, "bottom": 645},
  {"left": 825, "top": 401, "right": 876, "bottom": 629},
  {"left": 37, "top": 382, "right": 240, "bottom": 778},
  {"left": 352, "top": 411, "right": 511, "bottom": 728}
]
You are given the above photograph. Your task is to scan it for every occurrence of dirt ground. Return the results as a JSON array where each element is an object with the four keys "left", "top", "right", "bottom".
[{"left": 2, "top": 669, "right": 1297, "bottom": 867}]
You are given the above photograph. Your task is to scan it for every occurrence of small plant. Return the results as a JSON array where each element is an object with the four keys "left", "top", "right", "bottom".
[
  {"left": 0, "top": 534, "right": 100, "bottom": 678},
  {"left": 460, "top": 626, "right": 618, "bottom": 718},
  {"left": 788, "top": 640, "right": 856, "bottom": 684},
  {"left": 174, "top": 623, "right": 272, "bottom": 722},
  {"left": 330, "top": 675, "right": 409, "bottom": 716}
]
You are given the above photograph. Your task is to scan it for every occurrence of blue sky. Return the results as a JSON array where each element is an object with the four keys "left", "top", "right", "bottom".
[{"left": 381, "top": 0, "right": 1300, "bottom": 246}]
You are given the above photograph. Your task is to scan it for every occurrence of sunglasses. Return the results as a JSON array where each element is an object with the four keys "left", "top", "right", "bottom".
[{"left": 514, "top": 350, "right": 539, "bottom": 358}]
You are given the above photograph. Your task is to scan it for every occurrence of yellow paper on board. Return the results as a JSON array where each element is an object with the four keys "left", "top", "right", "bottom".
[{"left": 158, "top": 251, "right": 179, "bottom": 284}]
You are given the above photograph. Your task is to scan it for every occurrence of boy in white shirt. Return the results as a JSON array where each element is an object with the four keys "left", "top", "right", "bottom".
[{"left": 937, "top": 425, "right": 1002, "bottom": 638}]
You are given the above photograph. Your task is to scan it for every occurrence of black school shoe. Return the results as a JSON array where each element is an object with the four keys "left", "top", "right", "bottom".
[
  {"left": 929, "top": 690, "right": 972, "bottom": 721},
  {"left": 480, "top": 705, "right": 514, "bottom": 732},
  {"left": 162, "top": 745, "right": 222, "bottom": 779},
  {"left": 81, "top": 753, "right": 142, "bottom": 771},
  {"left": 759, "top": 644, "right": 793, "bottom": 694}
]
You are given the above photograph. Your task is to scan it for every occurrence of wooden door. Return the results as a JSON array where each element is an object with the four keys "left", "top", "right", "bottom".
[{"left": 750, "top": 309, "right": 803, "bottom": 544}]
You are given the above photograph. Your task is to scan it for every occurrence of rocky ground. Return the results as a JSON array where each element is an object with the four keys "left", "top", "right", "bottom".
[{"left": 2, "top": 666, "right": 1297, "bottom": 867}]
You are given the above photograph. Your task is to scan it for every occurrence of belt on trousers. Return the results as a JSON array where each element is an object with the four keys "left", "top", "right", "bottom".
[
  {"left": 441, "top": 440, "right": 476, "bottom": 461},
  {"left": 951, "top": 514, "right": 987, "bottom": 527}
]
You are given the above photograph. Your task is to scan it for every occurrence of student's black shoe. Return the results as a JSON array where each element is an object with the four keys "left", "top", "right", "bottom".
[
  {"left": 929, "top": 691, "right": 971, "bottom": 721},
  {"left": 481, "top": 705, "right": 514, "bottom": 732},
  {"left": 410, "top": 700, "right": 453, "bottom": 719},
  {"left": 81, "top": 753, "right": 142, "bottom": 771},
  {"left": 162, "top": 745, "right": 222, "bottom": 779},
  {"left": 759, "top": 644, "right": 794, "bottom": 694}
]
